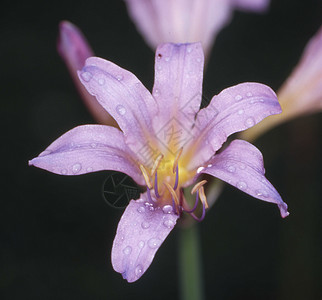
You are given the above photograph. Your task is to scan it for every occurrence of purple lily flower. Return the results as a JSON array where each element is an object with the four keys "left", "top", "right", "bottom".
[{"left": 29, "top": 42, "right": 288, "bottom": 282}]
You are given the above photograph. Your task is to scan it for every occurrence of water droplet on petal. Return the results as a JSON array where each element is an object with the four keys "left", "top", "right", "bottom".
[
  {"left": 196, "top": 58, "right": 201, "bottom": 63},
  {"left": 116, "top": 74, "right": 123, "bottom": 81},
  {"left": 235, "top": 95, "right": 243, "bottom": 101},
  {"left": 137, "top": 206, "right": 145, "bottom": 213},
  {"left": 72, "top": 163, "right": 82, "bottom": 174},
  {"left": 163, "top": 219, "right": 175, "bottom": 229},
  {"left": 162, "top": 205, "right": 173, "bottom": 214},
  {"left": 157, "top": 65, "right": 162, "bottom": 71},
  {"left": 86, "top": 167, "right": 93, "bottom": 172},
  {"left": 256, "top": 189, "right": 269, "bottom": 198},
  {"left": 245, "top": 117, "right": 255, "bottom": 128},
  {"left": 123, "top": 246, "right": 132, "bottom": 255},
  {"left": 238, "top": 109, "right": 244, "bottom": 115},
  {"left": 80, "top": 71, "right": 92, "bottom": 82},
  {"left": 153, "top": 89, "right": 160, "bottom": 97},
  {"left": 61, "top": 169, "right": 67, "bottom": 175},
  {"left": 246, "top": 92, "right": 253, "bottom": 97},
  {"left": 135, "top": 265, "right": 143, "bottom": 277},
  {"left": 116, "top": 105, "right": 126, "bottom": 116},
  {"left": 207, "top": 164, "right": 213, "bottom": 168},
  {"left": 228, "top": 166, "right": 236, "bottom": 173},
  {"left": 148, "top": 238, "right": 161, "bottom": 249},
  {"left": 237, "top": 181, "right": 247, "bottom": 190},
  {"left": 138, "top": 241, "right": 145, "bottom": 249},
  {"left": 187, "top": 47, "right": 192, "bottom": 53},
  {"left": 98, "top": 78, "right": 105, "bottom": 85},
  {"left": 165, "top": 57, "right": 170, "bottom": 62},
  {"left": 141, "top": 222, "right": 150, "bottom": 229},
  {"left": 239, "top": 163, "right": 246, "bottom": 170},
  {"left": 90, "top": 143, "right": 97, "bottom": 148},
  {"left": 197, "top": 167, "right": 204, "bottom": 174}
]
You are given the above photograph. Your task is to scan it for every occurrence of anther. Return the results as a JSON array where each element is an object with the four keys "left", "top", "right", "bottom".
[
  {"left": 151, "top": 153, "right": 164, "bottom": 177},
  {"left": 164, "top": 182, "right": 180, "bottom": 214},
  {"left": 140, "top": 164, "right": 152, "bottom": 189},
  {"left": 172, "top": 147, "right": 183, "bottom": 173},
  {"left": 191, "top": 180, "right": 207, "bottom": 195},
  {"left": 199, "top": 186, "right": 209, "bottom": 209}
]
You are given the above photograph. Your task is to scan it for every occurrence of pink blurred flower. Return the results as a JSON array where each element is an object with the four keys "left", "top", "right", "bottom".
[
  {"left": 241, "top": 25, "right": 322, "bottom": 141},
  {"left": 124, "top": 0, "right": 270, "bottom": 56}
]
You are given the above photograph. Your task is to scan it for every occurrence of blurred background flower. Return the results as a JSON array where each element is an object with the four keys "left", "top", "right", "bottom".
[{"left": 1, "top": 0, "right": 321, "bottom": 299}]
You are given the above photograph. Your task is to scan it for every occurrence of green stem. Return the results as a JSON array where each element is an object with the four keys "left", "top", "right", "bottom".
[{"left": 178, "top": 224, "right": 204, "bottom": 300}]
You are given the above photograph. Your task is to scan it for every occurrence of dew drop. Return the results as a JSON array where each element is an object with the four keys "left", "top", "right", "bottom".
[
  {"left": 163, "top": 219, "right": 175, "bottom": 229},
  {"left": 116, "top": 105, "right": 126, "bottom": 116},
  {"left": 123, "top": 246, "right": 132, "bottom": 255},
  {"left": 116, "top": 74, "right": 123, "bottom": 81},
  {"left": 246, "top": 92, "right": 253, "bottom": 97},
  {"left": 86, "top": 167, "right": 93, "bottom": 172},
  {"left": 187, "top": 47, "right": 192, "bottom": 53},
  {"left": 61, "top": 169, "right": 67, "bottom": 175},
  {"left": 235, "top": 95, "right": 243, "bottom": 101},
  {"left": 148, "top": 238, "right": 161, "bottom": 249},
  {"left": 238, "top": 109, "right": 244, "bottom": 115},
  {"left": 135, "top": 265, "right": 143, "bottom": 277},
  {"left": 157, "top": 65, "right": 162, "bottom": 70},
  {"left": 197, "top": 166, "right": 204, "bottom": 174},
  {"left": 137, "top": 206, "right": 145, "bottom": 213},
  {"left": 239, "top": 163, "right": 246, "bottom": 170},
  {"left": 72, "top": 163, "right": 82, "bottom": 174},
  {"left": 245, "top": 117, "right": 255, "bottom": 128},
  {"left": 90, "top": 143, "right": 97, "bottom": 148},
  {"left": 207, "top": 164, "right": 213, "bottom": 168},
  {"left": 237, "top": 181, "right": 247, "bottom": 190},
  {"left": 141, "top": 222, "right": 150, "bottom": 229},
  {"left": 153, "top": 89, "right": 160, "bottom": 97},
  {"left": 80, "top": 71, "right": 92, "bottom": 82},
  {"left": 148, "top": 206, "right": 155, "bottom": 211},
  {"left": 227, "top": 165, "right": 236, "bottom": 173},
  {"left": 138, "top": 241, "right": 145, "bottom": 249},
  {"left": 165, "top": 57, "right": 170, "bottom": 62},
  {"left": 98, "top": 78, "right": 105, "bottom": 85},
  {"left": 256, "top": 189, "right": 268, "bottom": 197},
  {"left": 196, "top": 57, "right": 201, "bottom": 63},
  {"left": 162, "top": 205, "right": 173, "bottom": 214}
]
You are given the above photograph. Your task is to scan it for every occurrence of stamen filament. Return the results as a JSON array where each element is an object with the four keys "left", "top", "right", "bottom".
[
  {"left": 183, "top": 189, "right": 199, "bottom": 213},
  {"left": 151, "top": 153, "right": 164, "bottom": 177},
  {"left": 172, "top": 147, "right": 183, "bottom": 173},
  {"left": 173, "top": 165, "right": 179, "bottom": 190},
  {"left": 191, "top": 180, "right": 207, "bottom": 195},
  {"left": 140, "top": 164, "right": 152, "bottom": 189},
  {"left": 154, "top": 171, "right": 161, "bottom": 198}
]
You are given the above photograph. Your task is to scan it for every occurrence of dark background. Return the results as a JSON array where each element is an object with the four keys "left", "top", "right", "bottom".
[{"left": 1, "top": 0, "right": 322, "bottom": 299}]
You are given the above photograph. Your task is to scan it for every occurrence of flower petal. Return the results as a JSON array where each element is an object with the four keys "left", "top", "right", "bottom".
[
  {"left": 111, "top": 194, "right": 179, "bottom": 282},
  {"left": 241, "top": 25, "right": 322, "bottom": 141},
  {"left": 200, "top": 139, "right": 289, "bottom": 218},
  {"left": 152, "top": 43, "right": 204, "bottom": 129},
  {"left": 78, "top": 57, "right": 158, "bottom": 153},
  {"left": 29, "top": 125, "right": 144, "bottom": 185},
  {"left": 190, "top": 82, "right": 281, "bottom": 168},
  {"left": 57, "top": 21, "right": 115, "bottom": 125}
]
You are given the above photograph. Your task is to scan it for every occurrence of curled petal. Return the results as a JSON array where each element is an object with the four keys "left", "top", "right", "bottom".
[
  {"left": 201, "top": 139, "right": 289, "bottom": 218},
  {"left": 190, "top": 82, "right": 281, "bottom": 168},
  {"left": 152, "top": 43, "right": 203, "bottom": 133},
  {"left": 57, "top": 21, "right": 115, "bottom": 125},
  {"left": 112, "top": 194, "right": 179, "bottom": 282},
  {"left": 241, "top": 25, "right": 322, "bottom": 141},
  {"left": 29, "top": 125, "right": 144, "bottom": 185},
  {"left": 78, "top": 57, "right": 158, "bottom": 154}
]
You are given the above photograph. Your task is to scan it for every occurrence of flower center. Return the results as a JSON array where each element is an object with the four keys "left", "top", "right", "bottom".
[{"left": 139, "top": 147, "right": 208, "bottom": 220}]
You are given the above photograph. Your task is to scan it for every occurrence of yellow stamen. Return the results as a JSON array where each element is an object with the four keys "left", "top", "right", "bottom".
[
  {"left": 164, "top": 182, "right": 180, "bottom": 213},
  {"left": 139, "top": 164, "right": 152, "bottom": 189},
  {"left": 151, "top": 153, "right": 164, "bottom": 177},
  {"left": 191, "top": 180, "right": 207, "bottom": 195},
  {"left": 172, "top": 147, "right": 183, "bottom": 173},
  {"left": 199, "top": 186, "right": 209, "bottom": 209}
]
